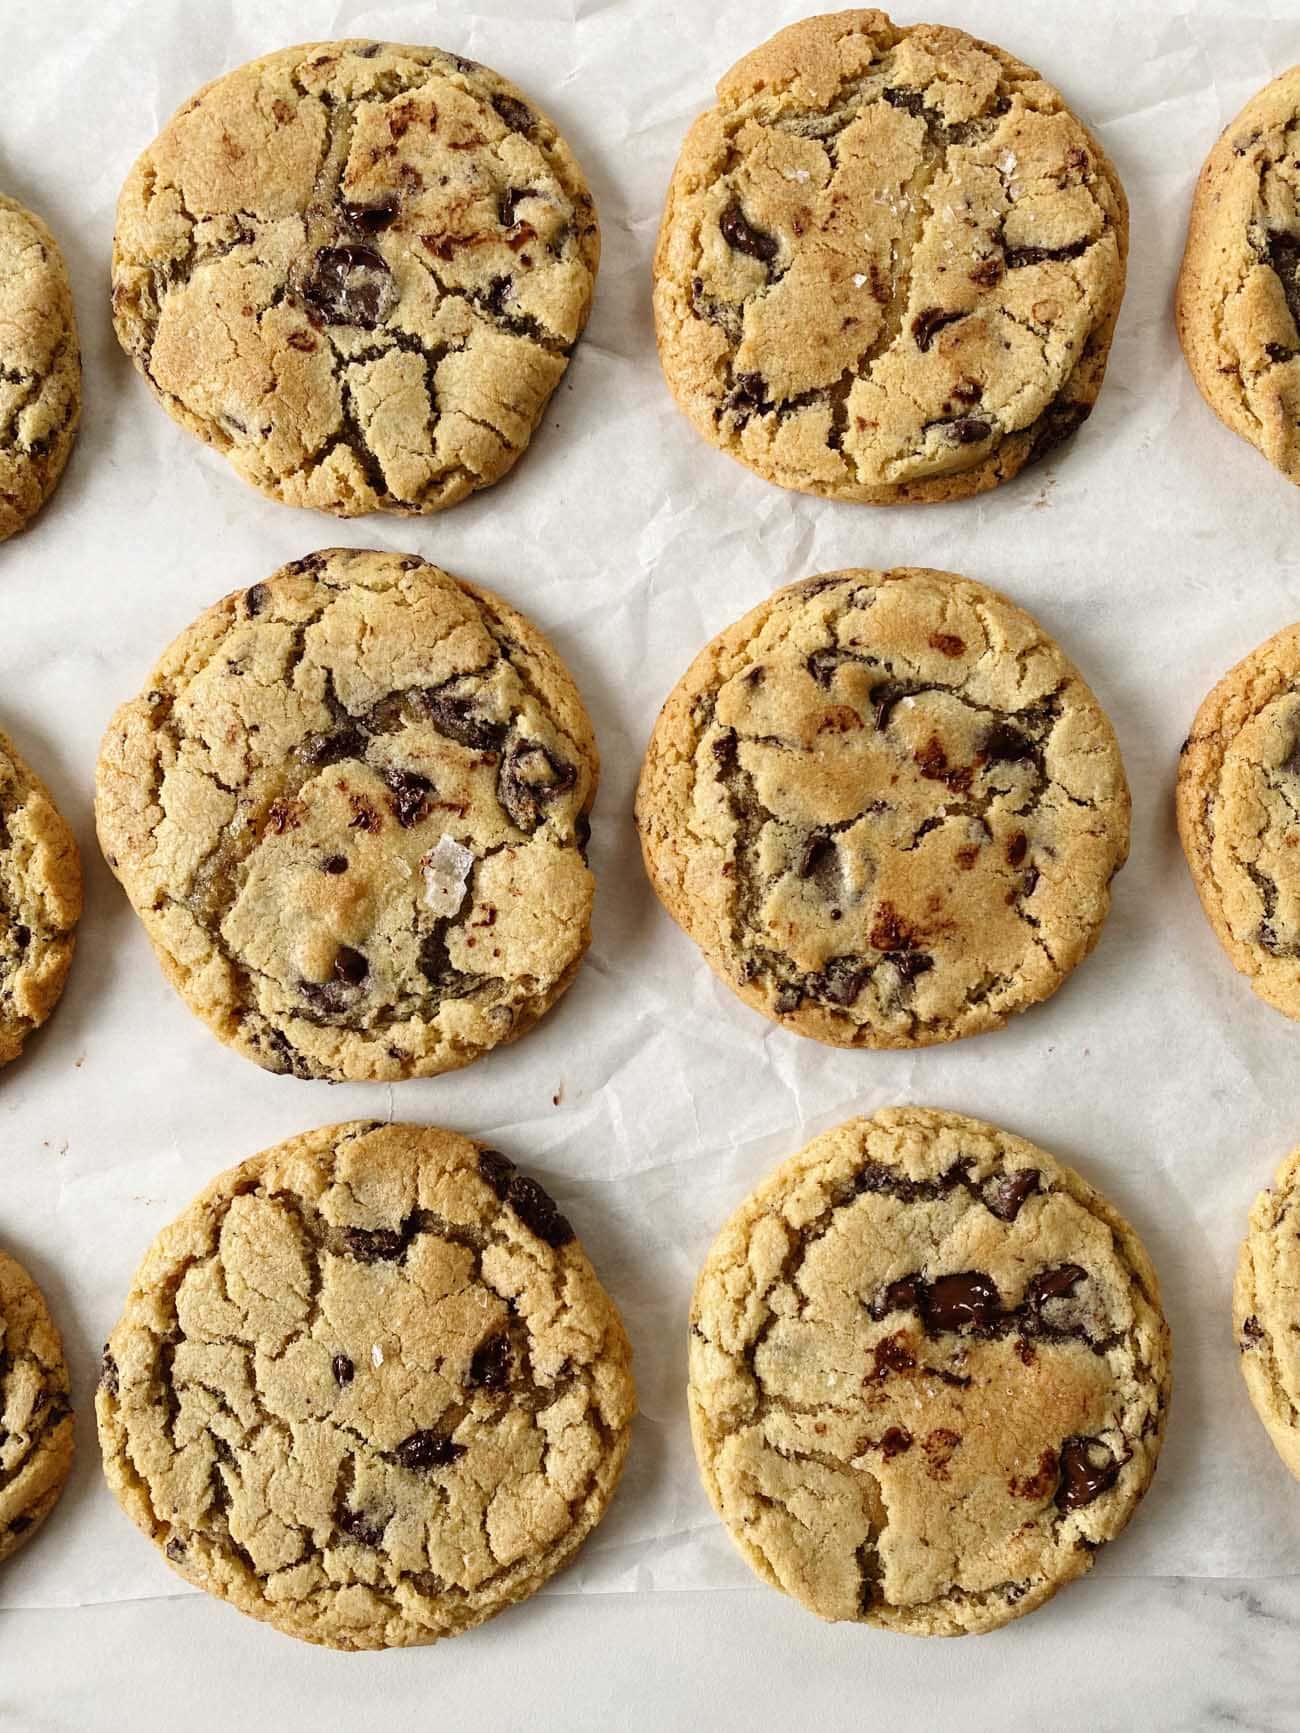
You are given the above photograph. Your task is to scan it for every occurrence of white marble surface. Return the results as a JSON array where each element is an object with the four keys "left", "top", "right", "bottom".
[{"left": 4, "top": 0, "right": 1300, "bottom": 1726}]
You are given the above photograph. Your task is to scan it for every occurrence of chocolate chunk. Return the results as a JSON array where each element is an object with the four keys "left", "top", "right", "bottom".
[
  {"left": 492, "top": 93, "right": 536, "bottom": 136},
  {"left": 99, "top": 1347, "right": 119, "bottom": 1397},
  {"left": 867, "top": 1331, "right": 917, "bottom": 1380},
  {"left": 395, "top": 1429, "right": 466, "bottom": 1470},
  {"left": 299, "top": 724, "right": 365, "bottom": 768},
  {"left": 332, "top": 1354, "right": 355, "bottom": 1386},
  {"left": 342, "top": 1222, "right": 408, "bottom": 1262},
  {"left": 922, "top": 1271, "right": 1001, "bottom": 1332},
  {"left": 711, "top": 728, "right": 739, "bottom": 770},
  {"left": 985, "top": 1167, "right": 1039, "bottom": 1221},
  {"left": 334, "top": 946, "right": 369, "bottom": 987},
  {"left": 322, "top": 854, "right": 349, "bottom": 875},
  {"left": 887, "top": 950, "right": 933, "bottom": 986},
  {"left": 499, "top": 740, "right": 577, "bottom": 832},
  {"left": 477, "top": 1148, "right": 516, "bottom": 1199},
  {"left": 423, "top": 693, "right": 507, "bottom": 750},
  {"left": 337, "top": 1507, "right": 384, "bottom": 1547},
  {"left": 719, "top": 202, "right": 779, "bottom": 263},
  {"left": 341, "top": 198, "right": 399, "bottom": 232},
  {"left": 300, "top": 244, "right": 396, "bottom": 328},
  {"left": 947, "top": 417, "right": 992, "bottom": 444},
  {"left": 727, "top": 371, "right": 773, "bottom": 417},
  {"left": 870, "top": 1276, "right": 925, "bottom": 1320},
  {"left": 983, "top": 722, "right": 1035, "bottom": 763},
  {"left": 1005, "top": 237, "right": 1090, "bottom": 270},
  {"left": 969, "top": 256, "right": 1004, "bottom": 288},
  {"left": 1055, "top": 1436, "right": 1121, "bottom": 1509},
  {"left": 811, "top": 955, "right": 870, "bottom": 1007},
  {"left": 245, "top": 582, "right": 269, "bottom": 616},
  {"left": 879, "top": 1426, "right": 913, "bottom": 1460},
  {"left": 869, "top": 902, "right": 916, "bottom": 952},
  {"left": 505, "top": 1174, "right": 574, "bottom": 1248},
  {"left": 383, "top": 768, "right": 434, "bottom": 828},
  {"left": 912, "top": 307, "right": 964, "bottom": 352},
  {"left": 1026, "top": 1264, "right": 1086, "bottom": 1321},
  {"left": 467, "top": 1332, "right": 512, "bottom": 1390},
  {"left": 1026, "top": 399, "right": 1092, "bottom": 465},
  {"left": 482, "top": 274, "right": 513, "bottom": 317},
  {"left": 1006, "top": 832, "right": 1028, "bottom": 868},
  {"left": 773, "top": 984, "right": 804, "bottom": 1015},
  {"left": 12, "top": 924, "right": 29, "bottom": 952},
  {"left": 1241, "top": 1315, "right": 1265, "bottom": 1345},
  {"left": 807, "top": 649, "right": 847, "bottom": 687},
  {"left": 869, "top": 681, "right": 913, "bottom": 730}
]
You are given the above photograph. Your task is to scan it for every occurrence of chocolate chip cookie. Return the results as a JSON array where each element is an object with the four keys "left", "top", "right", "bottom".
[
  {"left": 653, "top": 10, "right": 1127, "bottom": 504},
  {"left": 635, "top": 568, "right": 1129, "bottom": 1048},
  {"left": 111, "top": 41, "right": 598, "bottom": 516},
  {"left": 1176, "top": 66, "right": 1300, "bottom": 487},
  {"left": 0, "top": 725, "right": 82, "bottom": 1068},
  {"left": 0, "top": 195, "right": 80, "bottom": 541},
  {"left": 97, "top": 1121, "right": 635, "bottom": 1649},
  {"left": 1, "top": 1248, "right": 74, "bottom": 1565},
  {"left": 689, "top": 1108, "right": 1170, "bottom": 1636},
  {"left": 95, "top": 548, "right": 597, "bottom": 1082},
  {"left": 1176, "top": 624, "right": 1300, "bottom": 1020},
  {"left": 1236, "top": 1141, "right": 1300, "bottom": 1477}
]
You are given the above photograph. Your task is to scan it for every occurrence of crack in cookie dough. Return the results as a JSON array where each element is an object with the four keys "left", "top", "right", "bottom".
[
  {"left": 1236, "top": 1141, "right": 1300, "bottom": 1478},
  {"left": 635, "top": 568, "right": 1129, "bottom": 1049},
  {"left": 0, "top": 727, "right": 82, "bottom": 1068},
  {"left": 1175, "top": 622, "right": 1300, "bottom": 1020},
  {"left": 1176, "top": 66, "right": 1300, "bottom": 485},
  {"left": 111, "top": 41, "right": 599, "bottom": 517},
  {"left": 96, "top": 1122, "right": 635, "bottom": 1650},
  {"left": 95, "top": 548, "right": 597, "bottom": 1082},
  {"left": 0, "top": 1248, "right": 75, "bottom": 1565},
  {"left": 653, "top": 10, "right": 1127, "bottom": 504},
  {"left": 688, "top": 1108, "right": 1170, "bottom": 1637},
  {"left": 0, "top": 196, "right": 81, "bottom": 541}
]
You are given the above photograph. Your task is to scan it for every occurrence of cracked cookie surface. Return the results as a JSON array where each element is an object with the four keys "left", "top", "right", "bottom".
[
  {"left": 1176, "top": 623, "right": 1300, "bottom": 1020},
  {"left": 111, "top": 40, "right": 598, "bottom": 517},
  {"left": 635, "top": 568, "right": 1129, "bottom": 1049},
  {"left": 0, "top": 726, "right": 82, "bottom": 1068},
  {"left": 96, "top": 1121, "right": 635, "bottom": 1649},
  {"left": 1235, "top": 1141, "right": 1300, "bottom": 1478},
  {"left": 95, "top": 548, "right": 597, "bottom": 1082},
  {"left": 1, "top": 1248, "right": 74, "bottom": 1566},
  {"left": 1176, "top": 66, "right": 1300, "bottom": 486},
  {"left": 689, "top": 1107, "right": 1169, "bottom": 1637},
  {"left": 653, "top": 9, "right": 1127, "bottom": 504},
  {"left": 0, "top": 195, "right": 80, "bottom": 541}
]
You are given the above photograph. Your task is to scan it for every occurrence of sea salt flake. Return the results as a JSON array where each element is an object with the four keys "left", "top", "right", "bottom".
[
  {"left": 371, "top": 1343, "right": 384, "bottom": 1369},
  {"left": 421, "top": 835, "right": 475, "bottom": 916},
  {"left": 782, "top": 167, "right": 811, "bottom": 183},
  {"left": 853, "top": 272, "right": 868, "bottom": 288},
  {"left": 996, "top": 150, "right": 1018, "bottom": 176}
]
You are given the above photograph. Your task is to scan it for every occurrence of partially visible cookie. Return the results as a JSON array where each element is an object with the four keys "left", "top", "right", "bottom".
[
  {"left": 0, "top": 1249, "right": 74, "bottom": 1565},
  {"left": 0, "top": 195, "right": 80, "bottom": 541},
  {"left": 1236, "top": 1143, "right": 1300, "bottom": 1477},
  {"left": 0, "top": 726, "right": 82, "bottom": 1067},
  {"left": 1176, "top": 66, "right": 1300, "bottom": 486},
  {"left": 1176, "top": 623, "right": 1300, "bottom": 1019},
  {"left": 689, "top": 1107, "right": 1170, "bottom": 1636},
  {"left": 97, "top": 1121, "right": 635, "bottom": 1649},
  {"left": 96, "top": 548, "right": 598, "bottom": 1082},
  {"left": 635, "top": 568, "right": 1129, "bottom": 1049},
  {"left": 653, "top": 10, "right": 1127, "bottom": 504},
  {"left": 112, "top": 41, "right": 598, "bottom": 517}
]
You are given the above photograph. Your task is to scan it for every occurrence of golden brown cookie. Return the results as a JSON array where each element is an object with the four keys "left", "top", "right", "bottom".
[
  {"left": 97, "top": 1121, "right": 635, "bottom": 1649},
  {"left": 1236, "top": 1141, "right": 1300, "bottom": 1478},
  {"left": 0, "top": 725, "right": 82, "bottom": 1067},
  {"left": 111, "top": 41, "right": 598, "bottom": 516},
  {"left": 0, "top": 194, "right": 80, "bottom": 542},
  {"left": 635, "top": 568, "right": 1129, "bottom": 1048},
  {"left": 96, "top": 549, "right": 597, "bottom": 1082},
  {"left": 1, "top": 1248, "right": 74, "bottom": 1565},
  {"left": 653, "top": 10, "right": 1127, "bottom": 503},
  {"left": 1176, "top": 66, "right": 1300, "bottom": 487},
  {"left": 1176, "top": 623, "right": 1300, "bottom": 1019},
  {"left": 689, "top": 1108, "right": 1170, "bottom": 1636}
]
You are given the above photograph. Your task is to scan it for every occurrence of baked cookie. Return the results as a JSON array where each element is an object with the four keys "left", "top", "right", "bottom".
[
  {"left": 0, "top": 1248, "right": 74, "bottom": 1565},
  {"left": 97, "top": 1121, "right": 635, "bottom": 1649},
  {"left": 1236, "top": 1142, "right": 1300, "bottom": 1477},
  {"left": 0, "top": 726, "right": 82, "bottom": 1067},
  {"left": 111, "top": 41, "right": 598, "bottom": 516},
  {"left": 1176, "top": 66, "right": 1300, "bottom": 486},
  {"left": 96, "top": 548, "right": 597, "bottom": 1082},
  {"left": 1176, "top": 624, "right": 1300, "bottom": 1020},
  {"left": 653, "top": 10, "right": 1127, "bottom": 504},
  {"left": 635, "top": 568, "right": 1129, "bottom": 1048},
  {"left": 689, "top": 1107, "right": 1170, "bottom": 1636},
  {"left": 0, "top": 195, "right": 80, "bottom": 541}
]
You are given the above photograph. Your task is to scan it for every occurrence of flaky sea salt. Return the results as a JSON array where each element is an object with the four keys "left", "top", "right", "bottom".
[
  {"left": 852, "top": 272, "right": 868, "bottom": 288},
  {"left": 371, "top": 1343, "right": 384, "bottom": 1368},
  {"left": 996, "top": 149, "right": 1018, "bottom": 176},
  {"left": 421, "top": 834, "right": 475, "bottom": 916},
  {"left": 782, "top": 167, "right": 811, "bottom": 182}
]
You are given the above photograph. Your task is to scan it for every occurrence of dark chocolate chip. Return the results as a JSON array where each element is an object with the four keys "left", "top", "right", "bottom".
[
  {"left": 337, "top": 1507, "right": 384, "bottom": 1547},
  {"left": 342, "top": 1223, "right": 408, "bottom": 1262},
  {"left": 985, "top": 1168, "right": 1039, "bottom": 1222},
  {"left": 719, "top": 202, "right": 779, "bottom": 263},
  {"left": 477, "top": 1148, "right": 516, "bottom": 1200},
  {"left": 947, "top": 417, "right": 992, "bottom": 444},
  {"left": 499, "top": 740, "right": 577, "bottom": 832},
  {"left": 886, "top": 950, "right": 933, "bottom": 986},
  {"left": 810, "top": 955, "right": 870, "bottom": 1007},
  {"left": 505, "top": 1174, "right": 574, "bottom": 1248},
  {"left": 245, "top": 582, "right": 269, "bottom": 616},
  {"left": 912, "top": 307, "right": 965, "bottom": 351},
  {"left": 1005, "top": 237, "right": 1090, "bottom": 270},
  {"left": 1006, "top": 832, "right": 1028, "bottom": 868},
  {"left": 869, "top": 681, "right": 913, "bottom": 730},
  {"left": 1026, "top": 1264, "right": 1086, "bottom": 1321},
  {"left": 879, "top": 1425, "right": 913, "bottom": 1460},
  {"left": 341, "top": 198, "right": 399, "bottom": 232},
  {"left": 322, "top": 854, "right": 349, "bottom": 875},
  {"left": 983, "top": 722, "right": 1035, "bottom": 763},
  {"left": 12, "top": 924, "right": 29, "bottom": 952},
  {"left": 467, "top": 1332, "right": 512, "bottom": 1390},
  {"left": 395, "top": 1429, "right": 466, "bottom": 1470},
  {"left": 333, "top": 1354, "right": 355, "bottom": 1386},
  {"left": 867, "top": 1331, "right": 917, "bottom": 1380},
  {"left": 422, "top": 693, "right": 507, "bottom": 750},
  {"left": 870, "top": 1276, "right": 925, "bottom": 1320},
  {"left": 492, "top": 93, "right": 536, "bottom": 136},
  {"left": 1025, "top": 399, "right": 1092, "bottom": 465},
  {"left": 1055, "top": 1436, "right": 1121, "bottom": 1509},
  {"left": 100, "top": 1347, "right": 119, "bottom": 1397},
  {"left": 334, "top": 946, "right": 369, "bottom": 987},
  {"left": 300, "top": 244, "right": 396, "bottom": 328},
  {"left": 922, "top": 1271, "right": 1002, "bottom": 1332},
  {"left": 299, "top": 724, "right": 365, "bottom": 768},
  {"left": 383, "top": 768, "right": 434, "bottom": 828}
]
